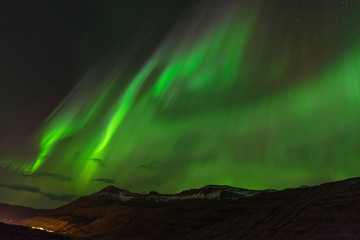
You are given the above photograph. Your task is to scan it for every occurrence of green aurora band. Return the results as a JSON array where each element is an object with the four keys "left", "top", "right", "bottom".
[{"left": 3, "top": 1, "right": 360, "bottom": 201}]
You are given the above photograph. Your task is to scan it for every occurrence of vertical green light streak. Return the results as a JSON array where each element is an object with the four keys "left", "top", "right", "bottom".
[
  {"left": 152, "top": 13, "right": 256, "bottom": 97},
  {"left": 28, "top": 78, "right": 114, "bottom": 173},
  {"left": 91, "top": 61, "right": 157, "bottom": 157}
]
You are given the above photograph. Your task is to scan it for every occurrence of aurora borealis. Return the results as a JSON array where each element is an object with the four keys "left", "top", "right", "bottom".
[{"left": 1, "top": 0, "right": 360, "bottom": 208}]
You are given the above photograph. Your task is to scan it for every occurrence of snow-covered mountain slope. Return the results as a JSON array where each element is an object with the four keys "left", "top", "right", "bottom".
[{"left": 91, "top": 184, "right": 277, "bottom": 203}]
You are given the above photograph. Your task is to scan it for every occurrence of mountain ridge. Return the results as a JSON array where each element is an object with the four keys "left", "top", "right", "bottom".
[{"left": 3, "top": 177, "right": 360, "bottom": 239}]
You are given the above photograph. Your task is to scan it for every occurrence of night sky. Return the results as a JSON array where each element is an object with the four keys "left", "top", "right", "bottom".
[{"left": 1, "top": 0, "right": 360, "bottom": 208}]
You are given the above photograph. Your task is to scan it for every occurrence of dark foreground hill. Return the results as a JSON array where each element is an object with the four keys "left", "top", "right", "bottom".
[
  {"left": 4, "top": 178, "right": 360, "bottom": 239},
  {"left": 0, "top": 222, "right": 72, "bottom": 240}
]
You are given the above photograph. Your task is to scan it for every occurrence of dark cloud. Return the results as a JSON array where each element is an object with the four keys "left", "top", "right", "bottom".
[
  {"left": 137, "top": 160, "right": 162, "bottom": 171},
  {"left": 41, "top": 193, "right": 78, "bottom": 202},
  {"left": 90, "top": 158, "right": 106, "bottom": 167},
  {"left": 0, "top": 183, "right": 40, "bottom": 193},
  {"left": 93, "top": 178, "right": 115, "bottom": 184},
  {"left": 21, "top": 171, "right": 73, "bottom": 182},
  {"left": 0, "top": 183, "right": 79, "bottom": 203}
]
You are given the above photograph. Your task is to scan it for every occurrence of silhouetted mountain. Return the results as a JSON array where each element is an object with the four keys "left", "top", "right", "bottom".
[
  {"left": 5, "top": 178, "right": 360, "bottom": 239},
  {"left": 0, "top": 203, "right": 46, "bottom": 224},
  {"left": 54, "top": 184, "right": 275, "bottom": 214}
]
